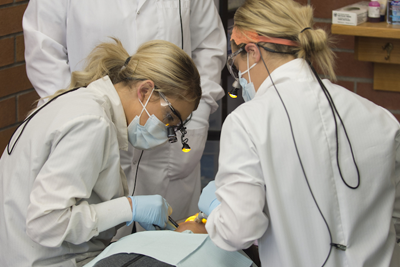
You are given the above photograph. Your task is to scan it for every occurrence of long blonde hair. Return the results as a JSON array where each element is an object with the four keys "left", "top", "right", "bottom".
[
  {"left": 233, "top": 0, "right": 336, "bottom": 80},
  {"left": 49, "top": 38, "right": 201, "bottom": 107}
]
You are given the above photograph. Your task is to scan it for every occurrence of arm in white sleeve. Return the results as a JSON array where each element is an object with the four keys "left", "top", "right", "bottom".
[
  {"left": 26, "top": 116, "right": 132, "bottom": 248},
  {"left": 188, "top": 0, "right": 226, "bottom": 129},
  {"left": 23, "top": 0, "right": 71, "bottom": 98},
  {"left": 206, "top": 113, "right": 269, "bottom": 251}
]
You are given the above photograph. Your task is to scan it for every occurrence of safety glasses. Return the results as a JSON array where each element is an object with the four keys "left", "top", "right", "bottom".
[
  {"left": 227, "top": 47, "right": 244, "bottom": 81},
  {"left": 158, "top": 91, "right": 192, "bottom": 152},
  {"left": 227, "top": 47, "right": 244, "bottom": 97}
]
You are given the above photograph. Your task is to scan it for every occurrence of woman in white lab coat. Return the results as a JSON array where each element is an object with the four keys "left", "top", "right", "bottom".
[
  {"left": 22, "top": 0, "right": 227, "bottom": 230},
  {"left": 0, "top": 39, "right": 201, "bottom": 267},
  {"left": 198, "top": 0, "right": 400, "bottom": 266}
]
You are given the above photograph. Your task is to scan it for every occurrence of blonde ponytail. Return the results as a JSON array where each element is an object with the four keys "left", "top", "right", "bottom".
[
  {"left": 68, "top": 38, "right": 132, "bottom": 89},
  {"left": 233, "top": 0, "right": 336, "bottom": 80}
]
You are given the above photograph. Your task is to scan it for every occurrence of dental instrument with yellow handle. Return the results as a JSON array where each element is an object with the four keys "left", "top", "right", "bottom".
[{"left": 185, "top": 211, "right": 207, "bottom": 224}]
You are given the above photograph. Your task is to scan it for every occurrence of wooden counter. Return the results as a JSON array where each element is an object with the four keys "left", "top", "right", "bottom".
[
  {"left": 332, "top": 22, "right": 400, "bottom": 39},
  {"left": 332, "top": 22, "right": 400, "bottom": 92}
]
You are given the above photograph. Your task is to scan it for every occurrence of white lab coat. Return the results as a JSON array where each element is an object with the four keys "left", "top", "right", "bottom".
[
  {"left": 0, "top": 76, "right": 133, "bottom": 267},
  {"left": 206, "top": 59, "right": 400, "bottom": 267},
  {"left": 22, "top": 0, "right": 227, "bottom": 232}
]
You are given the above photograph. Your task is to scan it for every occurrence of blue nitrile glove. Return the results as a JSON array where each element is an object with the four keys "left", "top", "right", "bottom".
[
  {"left": 127, "top": 195, "right": 172, "bottom": 231},
  {"left": 198, "top": 181, "right": 221, "bottom": 216}
]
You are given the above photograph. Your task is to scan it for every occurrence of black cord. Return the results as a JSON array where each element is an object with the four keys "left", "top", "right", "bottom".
[
  {"left": 131, "top": 150, "right": 144, "bottom": 234},
  {"left": 179, "top": 0, "right": 183, "bottom": 50},
  {"left": 308, "top": 63, "right": 360, "bottom": 189},
  {"left": 131, "top": 150, "right": 144, "bottom": 197},
  {"left": 257, "top": 46, "right": 333, "bottom": 266},
  {"left": 258, "top": 46, "right": 361, "bottom": 265},
  {"left": 7, "top": 88, "right": 81, "bottom": 155}
]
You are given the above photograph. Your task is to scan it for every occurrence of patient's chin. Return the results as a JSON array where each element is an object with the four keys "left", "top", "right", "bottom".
[{"left": 175, "top": 221, "right": 207, "bottom": 234}]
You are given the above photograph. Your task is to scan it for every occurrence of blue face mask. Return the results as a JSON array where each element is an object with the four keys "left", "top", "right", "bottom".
[
  {"left": 127, "top": 89, "right": 168, "bottom": 150},
  {"left": 238, "top": 53, "right": 257, "bottom": 102}
]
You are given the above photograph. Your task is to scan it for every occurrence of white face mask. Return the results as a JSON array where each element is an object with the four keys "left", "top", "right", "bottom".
[
  {"left": 127, "top": 88, "right": 168, "bottom": 150},
  {"left": 238, "top": 53, "right": 257, "bottom": 102}
]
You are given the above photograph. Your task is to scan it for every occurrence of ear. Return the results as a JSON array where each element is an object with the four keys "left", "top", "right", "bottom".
[
  {"left": 137, "top": 80, "right": 155, "bottom": 102},
  {"left": 245, "top": 43, "right": 261, "bottom": 63}
]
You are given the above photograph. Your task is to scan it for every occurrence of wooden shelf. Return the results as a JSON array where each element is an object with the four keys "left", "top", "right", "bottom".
[
  {"left": 332, "top": 22, "right": 400, "bottom": 92},
  {"left": 332, "top": 22, "right": 400, "bottom": 39}
]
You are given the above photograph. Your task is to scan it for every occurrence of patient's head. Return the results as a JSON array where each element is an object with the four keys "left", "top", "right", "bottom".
[{"left": 175, "top": 221, "right": 207, "bottom": 234}]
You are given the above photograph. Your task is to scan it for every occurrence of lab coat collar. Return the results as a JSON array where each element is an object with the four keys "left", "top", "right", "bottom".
[
  {"left": 255, "top": 58, "right": 314, "bottom": 98},
  {"left": 87, "top": 76, "right": 129, "bottom": 151}
]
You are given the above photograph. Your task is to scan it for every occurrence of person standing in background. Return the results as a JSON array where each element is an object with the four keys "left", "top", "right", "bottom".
[{"left": 23, "top": 0, "right": 227, "bottom": 236}]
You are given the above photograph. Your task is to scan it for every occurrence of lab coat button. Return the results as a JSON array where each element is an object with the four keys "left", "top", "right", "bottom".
[{"left": 137, "top": 11, "right": 140, "bottom": 15}]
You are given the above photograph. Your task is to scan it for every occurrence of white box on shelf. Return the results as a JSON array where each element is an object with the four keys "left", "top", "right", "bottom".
[{"left": 332, "top": 1, "right": 369, "bottom": 26}]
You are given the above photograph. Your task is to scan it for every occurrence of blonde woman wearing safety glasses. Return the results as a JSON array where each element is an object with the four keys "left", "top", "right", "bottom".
[
  {"left": 0, "top": 39, "right": 201, "bottom": 267},
  {"left": 197, "top": 0, "right": 400, "bottom": 267},
  {"left": 23, "top": 1, "right": 226, "bottom": 238}
]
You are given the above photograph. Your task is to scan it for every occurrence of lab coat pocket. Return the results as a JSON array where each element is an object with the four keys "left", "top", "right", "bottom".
[
  {"left": 156, "top": 0, "right": 190, "bottom": 52},
  {"left": 167, "top": 125, "right": 208, "bottom": 180}
]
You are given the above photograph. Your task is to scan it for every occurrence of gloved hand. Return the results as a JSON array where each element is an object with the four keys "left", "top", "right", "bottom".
[
  {"left": 198, "top": 180, "right": 220, "bottom": 216},
  {"left": 127, "top": 195, "right": 172, "bottom": 231}
]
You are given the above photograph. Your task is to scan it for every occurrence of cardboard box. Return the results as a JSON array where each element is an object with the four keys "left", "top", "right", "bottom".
[{"left": 332, "top": 1, "right": 369, "bottom": 26}]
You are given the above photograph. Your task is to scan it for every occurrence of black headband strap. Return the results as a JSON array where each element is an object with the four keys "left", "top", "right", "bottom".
[
  {"left": 124, "top": 56, "right": 132, "bottom": 66},
  {"left": 300, "top": 27, "right": 311, "bottom": 33},
  {"left": 120, "top": 56, "right": 132, "bottom": 73}
]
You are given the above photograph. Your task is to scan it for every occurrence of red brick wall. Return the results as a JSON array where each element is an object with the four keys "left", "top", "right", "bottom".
[
  {"left": 0, "top": 0, "right": 38, "bottom": 155},
  {"left": 0, "top": 0, "right": 399, "bottom": 154}
]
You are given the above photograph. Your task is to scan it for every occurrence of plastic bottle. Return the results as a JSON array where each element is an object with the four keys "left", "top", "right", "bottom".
[
  {"left": 387, "top": 0, "right": 400, "bottom": 25},
  {"left": 377, "top": 0, "right": 387, "bottom": 21},
  {"left": 368, "top": 0, "right": 381, "bottom": 22}
]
